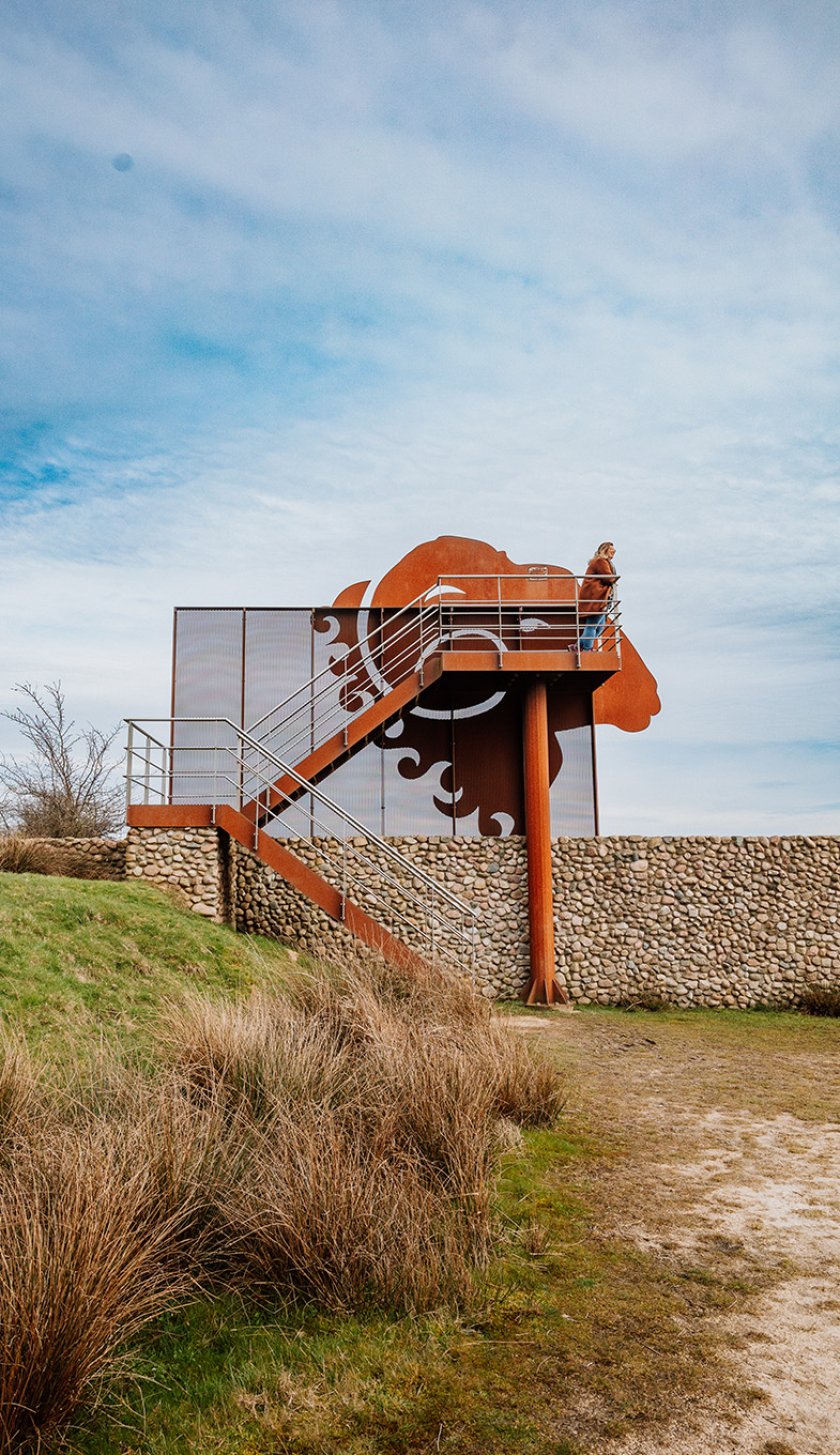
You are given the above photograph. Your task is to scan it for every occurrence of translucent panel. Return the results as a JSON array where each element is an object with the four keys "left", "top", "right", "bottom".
[
  {"left": 172, "top": 610, "right": 244, "bottom": 804},
  {"left": 244, "top": 609, "right": 313, "bottom": 732},
  {"left": 173, "top": 609, "right": 243, "bottom": 721},
  {"left": 550, "top": 725, "right": 596, "bottom": 836}
]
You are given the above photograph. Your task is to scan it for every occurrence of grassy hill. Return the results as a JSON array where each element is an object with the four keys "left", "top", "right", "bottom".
[
  {"left": 0, "top": 873, "right": 292, "bottom": 1055},
  {"left": 0, "top": 873, "right": 747, "bottom": 1455}
]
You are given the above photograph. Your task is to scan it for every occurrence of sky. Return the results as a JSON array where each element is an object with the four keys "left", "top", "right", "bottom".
[{"left": 1, "top": 0, "right": 838, "bottom": 835}]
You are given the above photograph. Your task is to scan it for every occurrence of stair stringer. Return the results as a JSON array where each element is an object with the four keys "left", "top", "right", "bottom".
[{"left": 214, "top": 804, "right": 430, "bottom": 974}]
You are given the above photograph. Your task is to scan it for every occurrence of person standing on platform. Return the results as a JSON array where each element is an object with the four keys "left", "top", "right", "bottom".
[{"left": 578, "top": 541, "right": 617, "bottom": 652}]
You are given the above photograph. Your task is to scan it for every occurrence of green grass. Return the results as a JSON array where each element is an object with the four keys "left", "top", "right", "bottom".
[{"left": 0, "top": 872, "right": 291, "bottom": 1056}]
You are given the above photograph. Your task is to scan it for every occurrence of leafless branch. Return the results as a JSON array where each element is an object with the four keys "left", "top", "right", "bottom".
[{"left": 0, "top": 682, "right": 123, "bottom": 837}]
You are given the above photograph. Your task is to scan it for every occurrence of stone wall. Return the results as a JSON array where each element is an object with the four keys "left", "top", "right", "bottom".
[
  {"left": 124, "top": 826, "right": 225, "bottom": 918},
  {"left": 124, "top": 827, "right": 840, "bottom": 1007},
  {"left": 230, "top": 838, "right": 384, "bottom": 971},
  {"left": 552, "top": 836, "right": 839, "bottom": 1008},
  {"left": 285, "top": 835, "right": 527, "bottom": 998},
  {"left": 26, "top": 837, "right": 127, "bottom": 880}
]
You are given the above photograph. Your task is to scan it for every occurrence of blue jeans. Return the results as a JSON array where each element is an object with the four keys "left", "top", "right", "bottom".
[{"left": 578, "top": 611, "right": 607, "bottom": 652}]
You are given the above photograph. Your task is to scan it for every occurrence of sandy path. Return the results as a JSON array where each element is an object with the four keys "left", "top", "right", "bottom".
[{"left": 512, "top": 1013, "right": 840, "bottom": 1455}]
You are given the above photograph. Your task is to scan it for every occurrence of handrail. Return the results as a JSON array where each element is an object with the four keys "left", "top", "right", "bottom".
[
  {"left": 125, "top": 716, "right": 478, "bottom": 921},
  {"left": 247, "top": 583, "right": 438, "bottom": 735},
  {"left": 248, "top": 574, "right": 621, "bottom": 770}
]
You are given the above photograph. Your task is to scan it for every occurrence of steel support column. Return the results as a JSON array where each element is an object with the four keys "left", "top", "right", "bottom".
[{"left": 522, "top": 679, "right": 567, "bottom": 1004}]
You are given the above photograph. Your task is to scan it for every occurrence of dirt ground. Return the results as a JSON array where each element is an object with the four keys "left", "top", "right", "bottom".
[{"left": 513, "top": 1010, "right": 840, "bottom": 1455}]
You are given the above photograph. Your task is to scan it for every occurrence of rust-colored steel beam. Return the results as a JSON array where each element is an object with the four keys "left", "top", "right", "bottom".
[
  {"left": 522, "top": 679, "right": 568, "bottom": 1005},
  {"left": 439, "top": 649, "right": 619, "bottom": 676}
]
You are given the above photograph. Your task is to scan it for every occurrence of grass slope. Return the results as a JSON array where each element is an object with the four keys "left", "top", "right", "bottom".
[
  {"left": 0, "top": 874, "right": 804, "bottom": 1454},
  {"left": 0, "top": 873, "right": 291, "bottom": 1054}
]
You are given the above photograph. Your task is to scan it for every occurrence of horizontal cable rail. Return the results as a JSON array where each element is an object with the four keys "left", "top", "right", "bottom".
[
  {"left": 125, "top": 716, "right": 480, "bottom": 972},
  {"left": 250, "top": 574, "right": 621, "bottom": 769}
]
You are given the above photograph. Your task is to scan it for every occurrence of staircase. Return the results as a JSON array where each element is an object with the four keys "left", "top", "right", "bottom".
[
  {"left": 126, "top": 717, "right": 481, "bottom": 976},
  {"left": 126, "top": 574, "right": 622, "bottom": 976}
]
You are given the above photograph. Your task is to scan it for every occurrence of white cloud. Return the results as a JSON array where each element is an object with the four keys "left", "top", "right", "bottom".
[{"left": 0, "top": 0, "right": 838, "bottom": 830}]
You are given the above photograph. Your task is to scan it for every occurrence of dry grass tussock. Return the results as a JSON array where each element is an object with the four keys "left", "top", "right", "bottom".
[
  {"left": 798, "top": 983, "right": 840, "bottom": 1017},
  {"left": 0, "top": 1122, "right": 189, "bottom": 1455},
  {"left": 0, "top": 951, "right": 564, "bottom": 1450},
  {"left": 0, "top": 835, "right": 62, "bottom": 876}
]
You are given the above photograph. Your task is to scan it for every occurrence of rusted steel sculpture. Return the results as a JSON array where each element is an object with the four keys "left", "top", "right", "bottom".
[
  {"left": 319, "top": 535, "right": 660, "bottom": 1003},
  {"left": 148, "top": 535, "right": 659, "bottom": 1001}
]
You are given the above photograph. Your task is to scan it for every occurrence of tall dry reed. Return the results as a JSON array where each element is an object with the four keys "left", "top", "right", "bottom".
[
  {"left": 0, "top": 948, "right": 565, "bottom": 1449},
  {"left": 0, "top": 1125, "right": 187, "bottom": 1454}
]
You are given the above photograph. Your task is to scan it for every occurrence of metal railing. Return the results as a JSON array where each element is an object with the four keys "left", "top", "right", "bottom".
[
  {"left": 248, "top": 574, "right": 621, "bottom": 770},
  {"left": 125, "top": 717, "right": 480, "bottom": 974}
]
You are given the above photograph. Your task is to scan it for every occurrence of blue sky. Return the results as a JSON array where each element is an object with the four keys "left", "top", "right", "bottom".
[{"left": 1, "top": 0, "right": 838, "bottom": 833}]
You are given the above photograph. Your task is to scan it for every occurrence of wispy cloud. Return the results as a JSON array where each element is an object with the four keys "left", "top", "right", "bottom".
[{"left": 1, "top": 0, "right": 838, "bottom": 831}]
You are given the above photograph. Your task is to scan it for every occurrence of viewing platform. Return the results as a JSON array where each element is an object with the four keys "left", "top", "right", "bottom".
[{"left": 124, "top": 537, "right": 659, "bottom": 1004}]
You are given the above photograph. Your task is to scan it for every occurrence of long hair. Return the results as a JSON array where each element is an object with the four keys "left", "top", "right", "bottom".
[{"left": 594, "top": 541, "right": 614, "bottom": 557}]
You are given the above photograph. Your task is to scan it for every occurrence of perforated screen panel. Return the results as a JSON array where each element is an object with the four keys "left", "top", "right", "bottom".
[
  {"left": 172, "top": 608, "right": 597, "bottom": 837},
  {"left": 550, "top": 725, "right": 596, "bottom": 836}
]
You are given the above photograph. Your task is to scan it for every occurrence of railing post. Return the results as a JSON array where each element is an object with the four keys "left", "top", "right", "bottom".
[
  {"left": 142, "top": 731, "right": 151, "bottom": 805},
  {"left": 341, "top": 836, "right": 347, "bottom": 921},
  {"left": 575, "top": 579, "right": 581, "bottom": 666},
  {"left": 125, "top": 723, "right": 134, "bottom": 817}
]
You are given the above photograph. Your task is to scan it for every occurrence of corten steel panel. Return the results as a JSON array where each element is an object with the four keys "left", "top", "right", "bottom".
[
  {"left": 382, "top": 718, "right": 457, "bottom": 836},
  {"left": 383, "top": 706, "right": 456, "bottom": 837},
  {"left": 449, "top": 679, "right": 524, "bottom": 837},
  {"left": 594, "top": 633, "right": 660, "bottom": 731}
]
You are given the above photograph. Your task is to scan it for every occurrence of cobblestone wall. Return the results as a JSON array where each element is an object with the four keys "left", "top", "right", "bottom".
[
  {"left": 27, "top": 837, "right": 126, "bottom": 879},
  {"left": 125, "top": 827, "right": 839, "bottom": 1006},
  {"left": 230, "top": 838, "right": 383, "bottom": 971},
  {"left": 125, "top": 826, "right": 225, "bottom": 918},
  {"left": 552, "top": 836, "right": 839, "bottom": 1008}
]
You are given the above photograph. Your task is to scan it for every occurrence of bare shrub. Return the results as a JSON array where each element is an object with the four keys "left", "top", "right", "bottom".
[
  {"left": 480, "top": 1024, "right": 568, "bottom": 1127},
  {"left": 0, "top": 1125, "right": 187, "bottom": 1454},
  {"left": 0, "top": 835, "right": 61, "bottom": 876},
  {"left": 290, "top": 955, "right": 565, "bottom": 1131},
  {"left": 158, "top": 955, "right": 565, "bottom": 1304},
  {"left": 0, "top": 683, "right": 122, "bottom": 838},
  {"left": 616, "top": 992, "right": 673, "bottom": 1012},
  {"left": 160, "top": 993, "right": 359, "bottom": 1120},
  {"left": 0, "top": 949, "right": 567, "bottom": 1445}
]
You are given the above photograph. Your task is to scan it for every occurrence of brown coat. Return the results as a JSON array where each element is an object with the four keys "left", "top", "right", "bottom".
[{"left": 579, "top": 554, "right": 616, "bottom": 617}]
